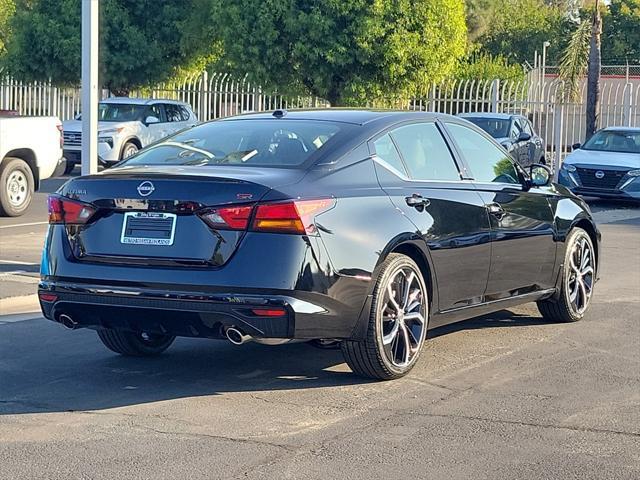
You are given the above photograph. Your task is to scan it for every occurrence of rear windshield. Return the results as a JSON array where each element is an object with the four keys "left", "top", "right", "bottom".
[
  {"left": 122, "top": 119, "right": 345, "bottom": 168},
  {"left": 464, "top": 118, "right": 510, "bottom": 138},
  {"left": 582, "top": 130, "right": 640, "bottom": 154}
]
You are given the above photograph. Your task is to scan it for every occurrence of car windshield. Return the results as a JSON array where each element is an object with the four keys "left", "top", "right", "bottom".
[
  {"left": 582, "top": 130, "right": 640, "bottom": 154},
  {"left": 98, "top": 103, "right": 147, "bottom": 122},
  {"left": 122, "top": 119, "right": 345, "bottom": 168},
  {"left": 464, "top": 118, "right": 510, "bottom": 138}
]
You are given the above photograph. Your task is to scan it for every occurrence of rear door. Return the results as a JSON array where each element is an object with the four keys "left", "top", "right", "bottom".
[
  {"left": 443, "top": 122, "right": 557, "bottom": 301},
  {"left": 371, "top": 121, "right": 492, "bottom": 313},
  {"left": 140, "top": 104, "right": 169, "bottom": 146}
]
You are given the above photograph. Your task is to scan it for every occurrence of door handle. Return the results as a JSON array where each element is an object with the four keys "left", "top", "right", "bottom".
[
  {"left": 405, "top": 194, "right": 430, "bottom": 208},
  {"left": 486, "top": 202, "right": 506, "bottom": 220}
]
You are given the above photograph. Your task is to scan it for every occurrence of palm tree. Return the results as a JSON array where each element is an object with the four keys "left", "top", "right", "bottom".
[{"left": 559, "top": 0, "right": 602, "bottom": 140}]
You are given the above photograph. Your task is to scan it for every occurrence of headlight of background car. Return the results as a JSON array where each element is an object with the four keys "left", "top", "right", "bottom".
[
  {"left": 561, "top": 163, "right": 576, "bottom": 172},
  {"left": 97, "top": 136, "right": 114, "bottom": 148},
  {"left": 627, "top": 169, "right": 640, "bottom": 177}
]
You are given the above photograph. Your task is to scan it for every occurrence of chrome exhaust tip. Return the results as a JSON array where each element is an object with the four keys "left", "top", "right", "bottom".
[
  {"left": 225, "top": 326, "right": 252, "bottom": 346},
  {"left": 58, "top": 313, "right": 78, "bottom": 330}
]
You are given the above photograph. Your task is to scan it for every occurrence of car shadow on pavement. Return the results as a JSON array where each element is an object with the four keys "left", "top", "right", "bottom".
[
  {"left": 1, "top": 308, "right": 552, "bottom": 416},
  {"left": 429, "top": 308, "right": 553, "bottom": 339}
]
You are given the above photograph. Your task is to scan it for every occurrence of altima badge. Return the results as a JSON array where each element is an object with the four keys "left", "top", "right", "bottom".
[
  {"left": 594, "top": 171, "right": 605, "bottom": 179},
  {"left": 137, "top": 181, "right": 155, "bottom": 197}
]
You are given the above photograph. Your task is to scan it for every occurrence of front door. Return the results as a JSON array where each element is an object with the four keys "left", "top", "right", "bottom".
[
  {"left": 444, "top": 122, "right": 557, "bottom": 301},
  {"left": 371, "top": 121, "right": 492, "bottom": 313}
]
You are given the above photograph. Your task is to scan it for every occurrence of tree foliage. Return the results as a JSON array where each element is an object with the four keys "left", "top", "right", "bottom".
[
  {"left": 0, "top": 0, "right": 16, "bottom": 66},
  {"left": 209, "top": 0, "right": 467, "bottom": 106},
  {"left": 455, "top": 53, "right": 526, "bottom": 81},
  {"left": 4, "top": 0, "right": 218, "bottom": 93},
  {"left": 473, "top": 0, "right": 567, "bottom": 65},
  {"left": 602, "top": 0, "right": 640, "bottom": 64}
]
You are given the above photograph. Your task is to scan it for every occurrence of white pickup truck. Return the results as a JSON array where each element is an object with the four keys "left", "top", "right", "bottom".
[{"left": 0, "top": 114, "right": 66, "bottom": 216}]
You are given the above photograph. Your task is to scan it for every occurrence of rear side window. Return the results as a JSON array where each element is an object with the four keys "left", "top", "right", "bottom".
[
  {"left": 446, "top": 123, "right": 519, "bottom": 184},
  {"left": 178, "top": 106, "right": 192, "bottom": 121},
  {"left": 390, "top": 123, "right": 461, "bottom": 181},
  {"left": 122, "top": 119, "right": 345, "bottom": 168},
  {"left": 373, "top": 134, "right": 407, "bottom": 176},
  {"left": 165, "top": 104, "right": 187, "bottom": 122}
]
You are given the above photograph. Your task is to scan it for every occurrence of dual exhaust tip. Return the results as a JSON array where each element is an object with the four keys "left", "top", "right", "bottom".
[
  {"left": 57, "top": 313, "right": 79, "bottom": 330},
  {"left": 224, "top": 326, "right": 252, "bottom": 345}
]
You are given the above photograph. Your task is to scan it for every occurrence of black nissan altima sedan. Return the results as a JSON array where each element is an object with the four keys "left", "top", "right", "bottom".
[{"left": 39, "top": 110, "right": 600, "bottom": 380}]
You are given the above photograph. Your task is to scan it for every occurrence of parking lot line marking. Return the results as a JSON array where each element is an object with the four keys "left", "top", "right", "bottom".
[
  {"left": 0, "top": 260, "right": 39, "bottom": 266},
  {"left": 0, "top": 221, "right": 48, "bottom": 229}
]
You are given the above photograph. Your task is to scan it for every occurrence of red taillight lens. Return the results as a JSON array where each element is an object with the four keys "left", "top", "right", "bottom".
[
  {"left": 252, "top": 198, "right": 335, "bottom": 234},
  {"left": 199, "top": 205, "right": 253, "bottom": 230},
  {"left": 39, "top": 292, "right": 58, "bottom": 302},
  {"left": 251, "top": 308, "right": 286, "bottom": 317},
  {"left": 48, "top": 195, "right": 96, "bottom": 225}
]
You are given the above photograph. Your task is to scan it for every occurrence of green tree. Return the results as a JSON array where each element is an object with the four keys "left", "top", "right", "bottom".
[
  {"left": 455, "top": 53, "right": 526, "bottom": 81},
  {"left": 476, "top": 0, "right": 566, "bottom": 65},
  {"left": 559, "top": 0, "right": 603, "bottom": 139},
  {"left": 4, "top": 0, "right": 217, "bottom": 94},
  {"left": 602, "top": 0, "right": 640, "bottom": 64},
  {"left": 209, "top": 0, "right": 467, "bottom": 106},
  {"left": 0, "top": 0, "right": 16, "bottom": 67}
]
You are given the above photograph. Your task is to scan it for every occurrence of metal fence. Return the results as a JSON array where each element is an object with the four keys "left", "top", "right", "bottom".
[{"left": 2, "top": 72, "right": 638, "bottom": 168}]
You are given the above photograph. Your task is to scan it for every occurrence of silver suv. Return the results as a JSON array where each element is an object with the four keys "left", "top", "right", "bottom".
[{"left": 62, "top": 98, "right": 198, "bottom": 173}]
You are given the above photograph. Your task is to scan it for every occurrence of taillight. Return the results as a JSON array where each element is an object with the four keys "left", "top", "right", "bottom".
[
  {"left": 199, "top": 205, "right": 253, "bottom": 230},
  {"left": 56, "top": 124, "right": 63, "bottom": 149},
  {"left": 48, "top": 195, "right": 96, "bottom": 225},
  {"left": 252, "top": 198, "right": 335, "bottom": 234}
]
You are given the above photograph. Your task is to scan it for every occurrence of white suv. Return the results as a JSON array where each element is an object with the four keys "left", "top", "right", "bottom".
[{"left": 62, "top": 98, "right": 198, "bottom": 173}]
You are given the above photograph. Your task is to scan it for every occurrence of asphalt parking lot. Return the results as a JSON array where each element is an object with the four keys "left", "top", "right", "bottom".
[{"left": 0, "top": 170, "right": 639, "bottom": 479}]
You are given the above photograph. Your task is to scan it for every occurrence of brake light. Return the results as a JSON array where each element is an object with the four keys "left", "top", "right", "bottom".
[
  {"left": 252, "top": 198, "right": 335, "bottom": 234},
  {"left": 48, "top": 195, "right": 96, "bottom": 225},
  {"left": 251, "top": 308, "right": 286, "bottom": 317},
  {"left": 199, "top": 205, "right": 253, "bottom": 230}
]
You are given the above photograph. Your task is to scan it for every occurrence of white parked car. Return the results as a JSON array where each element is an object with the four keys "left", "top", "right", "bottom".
[
  {"left": 62, "top": 98, "right": 198, "bottom": 173},
  {"left": 0, "top": 114, "right": 65, "bottom": 216},
  {"left": 558, "top": 127, "right": 640, "bottom": 201}
]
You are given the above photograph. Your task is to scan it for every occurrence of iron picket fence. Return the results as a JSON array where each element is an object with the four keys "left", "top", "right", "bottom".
[{"left": 2, "top": 71, "right": 638, "bottom": 169}]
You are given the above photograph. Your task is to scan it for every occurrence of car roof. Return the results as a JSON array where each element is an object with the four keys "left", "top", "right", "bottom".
[
  {"left": 601, "top": 126, "right": 640, "bottom": 133},
  {"left": 222, "top": 109, "right": 461, "bottom": 126},
  {"left": 99, "top": 97, "right": 189, "bottom": 106},
  {"left": 458, "top": 112, "right": 519, "bottom": 120}
]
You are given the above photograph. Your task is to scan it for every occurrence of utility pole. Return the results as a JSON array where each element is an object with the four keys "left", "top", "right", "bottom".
[{"left": 81, "top": 0, "right": 99, "bottom": 175}]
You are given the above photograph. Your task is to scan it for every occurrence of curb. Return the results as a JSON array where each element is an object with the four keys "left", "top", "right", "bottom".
[{"left": 0, "top": 294, "right": 40, "bottom": 316}]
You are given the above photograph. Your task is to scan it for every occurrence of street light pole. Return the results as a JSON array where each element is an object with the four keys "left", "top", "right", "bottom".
[
  {"left": 542, "top": 41, "right": 551, "bottom": 84},
  {"left": 81, "top": 0, "right": 99, "bottom": 176}
]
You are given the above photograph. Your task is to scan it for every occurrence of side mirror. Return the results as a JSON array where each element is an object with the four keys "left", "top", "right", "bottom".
[
  {"left": 571, "top": 143, "right": 581, "bottom": 151},
  {"left": 518, "top": 131, "right": 532, "bottom": 142},
  {"left": 145, "top": 115, "right": 160, "bottom": 125},
  {"left": 529, "top": 163, "right": 552, "bottom": 187}
]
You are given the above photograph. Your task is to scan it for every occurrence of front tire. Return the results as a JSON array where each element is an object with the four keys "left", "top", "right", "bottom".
[
  {"left": 0, "top": 157, "right": 34, "bottom": 217},
  {"left": 97, "top": 329, "right": 175, "bottom": 356},
  {"left": 120, "top": 141, "right": 139, "bottom": 160},
  {"left": 341, "top": 253, "right": 428, "bottom": 380},
  {"left": 537, "top": 228, "right": 595, "bottom": 322}
]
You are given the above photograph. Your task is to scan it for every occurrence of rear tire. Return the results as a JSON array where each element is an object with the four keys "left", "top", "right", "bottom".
[
  {"left": 0, "top": 157, "right": 34, "bottom": 217},
  {"left": 97, "top": 329, "right": 175, "bottom": 356},
  {"left": 537, "top": 228, "right": 595, "bottom": 322},
  {"left": 341, "top": 253, "right": 428, "bottom": 380}
]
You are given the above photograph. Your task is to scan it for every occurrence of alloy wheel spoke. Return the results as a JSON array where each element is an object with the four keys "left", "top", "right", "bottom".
[
  {"left": 387, "top": 284, "right": 401, "bottom": 313},
  {"left": 401, "top": 271, "right": 415, "bottom": 309},
  {"left": 382, "top": 319, "right": 400, "bottom": 345},
  {"left": 404, "top": 311, "right": 425, "bottom": 327}
]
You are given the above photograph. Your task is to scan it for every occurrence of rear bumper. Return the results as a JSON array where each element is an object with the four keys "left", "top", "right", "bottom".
[{"left": 38, "top": 281, "right": 357, "bottom": 340}]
